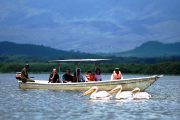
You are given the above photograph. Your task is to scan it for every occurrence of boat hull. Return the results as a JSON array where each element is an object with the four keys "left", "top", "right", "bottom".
[{"left": 18, "top": 75, "right": 161, "bottom": 91}]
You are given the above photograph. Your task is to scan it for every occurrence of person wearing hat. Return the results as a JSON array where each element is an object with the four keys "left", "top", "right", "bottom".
[
  {"left": 111, "top": 68, "right": 123, "bottom": 80},
  {"left": 20, "top": 64, "right": 35, "bottom": 83}
]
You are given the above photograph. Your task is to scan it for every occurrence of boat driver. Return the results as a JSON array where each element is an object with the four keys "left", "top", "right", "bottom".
[{"left": 20, "top": 64, "right": 35, "bottom": 83}]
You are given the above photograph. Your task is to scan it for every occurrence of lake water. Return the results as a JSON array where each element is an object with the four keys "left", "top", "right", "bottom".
[{"left": 0, "top": 73, "right": 180, "bottom": 120}]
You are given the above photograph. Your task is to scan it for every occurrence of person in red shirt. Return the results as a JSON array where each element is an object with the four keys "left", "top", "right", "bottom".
[
  {"left": 111, "top": 68, "right": 123, "bottom": 80},
  {"left": 86, "top": 71, "right": 95, "bottom": 82}
]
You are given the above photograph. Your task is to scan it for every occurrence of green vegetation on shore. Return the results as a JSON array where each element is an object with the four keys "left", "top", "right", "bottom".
[{"left": 0, "top": 62, "right": 179, "bottom": 75}]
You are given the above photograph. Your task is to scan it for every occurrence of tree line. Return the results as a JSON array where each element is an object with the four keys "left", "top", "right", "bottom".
[{"left": 0, "top": 62, "right": 179, "bottom": 75}]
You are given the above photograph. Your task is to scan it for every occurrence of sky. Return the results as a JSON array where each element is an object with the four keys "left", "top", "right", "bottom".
[{"left": 0, "top": 0, "right": 180, "bottom": 53}]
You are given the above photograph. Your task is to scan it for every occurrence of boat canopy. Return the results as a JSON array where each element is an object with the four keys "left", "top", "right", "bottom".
[
  {"left": 48, "top": 59, "right": 111, "bottom": 63},
  {"left": 48, "top": 59, "right": 111, "bottom": 80}
]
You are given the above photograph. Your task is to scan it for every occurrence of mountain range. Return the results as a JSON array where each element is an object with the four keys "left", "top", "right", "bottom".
[
  {"left": 114, "top": 41, "right": 180, "bottom": 58},
  {"left": 0, "top": 41, "right": 99, "bottom": 61},
  {"left": 0, "top": 41, "right": 180, "bottom": 60}
]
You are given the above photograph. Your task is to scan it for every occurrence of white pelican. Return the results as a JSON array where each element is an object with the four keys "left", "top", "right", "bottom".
[
  {"left": 82, "top": 86, "right": 112, "bottom": 100},
  {"left": 132, "top": 87, "right": 151, "bottom": 99},
  {"left": 109, "top": 85, "right": 133, "bottom": 100}
]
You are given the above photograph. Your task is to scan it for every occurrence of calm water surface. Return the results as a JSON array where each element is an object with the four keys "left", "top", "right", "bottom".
[{"left": 0, "top": 73, "right": 180, "bottom": 120}]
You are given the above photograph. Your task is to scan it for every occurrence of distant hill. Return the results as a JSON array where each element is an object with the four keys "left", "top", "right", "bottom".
[
  {"left": 0, "top": 41, "right": 99, "bottom": 62},
  {"left": 1, "top": 41, "right": 180, "bottom": 59},
  {"left": 114, "top": 41, "right": 180, "bottom": 58},
  {"left": 1, "top": 41, "right": 180, "bottom": 64}
]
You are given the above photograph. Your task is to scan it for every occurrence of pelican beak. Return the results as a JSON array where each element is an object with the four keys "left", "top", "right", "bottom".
[
  {"left": 109, "top": 86, "right": 122, "bottom": 94},
  {"left": 82, "top": 88, "right": 96, "bottom": 96},
  {"left": 132, "top": 87, "right": 140, "bottom": 94},
  {"left": 109, "top": 89, "right": 116, "bottom": 94}
]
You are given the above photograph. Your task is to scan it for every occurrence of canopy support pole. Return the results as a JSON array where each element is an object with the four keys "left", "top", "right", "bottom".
[
  {"left": 75, "top": 62, "right": 79, "bottom": 83},
  {"left": 58, "top": 63, "right": 61, "bottom": 83}
]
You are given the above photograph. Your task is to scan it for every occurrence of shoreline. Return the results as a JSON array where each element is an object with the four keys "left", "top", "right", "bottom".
[{"left": 0, "top": 62, "right": 180, "bottom": 75}]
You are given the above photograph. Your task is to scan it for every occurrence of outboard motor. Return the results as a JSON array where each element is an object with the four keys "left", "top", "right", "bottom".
[{"left": 16, "top": 72, "right": 21, "bottom": 80}]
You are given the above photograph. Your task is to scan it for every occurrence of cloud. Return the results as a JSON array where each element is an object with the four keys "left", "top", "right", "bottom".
[
  {"left": 0, "top": 0, "right": 180, "bottom": 53},
  {"left": 25, "top": 8, "right": 48, "bottom": 18},
  {"left": 0, "top": 1, "right": 26, "bottom": 20},
  {"left": 145, "top": 20, "right": 180, "bottom": 42}
]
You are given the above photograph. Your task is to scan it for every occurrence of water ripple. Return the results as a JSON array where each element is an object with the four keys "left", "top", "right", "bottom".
[{"left": 0, "top": 74, "right": 180, "bottom": 120}]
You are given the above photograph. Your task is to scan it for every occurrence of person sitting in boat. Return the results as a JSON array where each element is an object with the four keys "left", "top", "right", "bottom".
[
  {"left": 20, "top": 64, "right": 35, "bottom": 83},
  {"left": 49, "top": 68, "right": 60, "bottom": 83},
  {"left": 111, "top": 68, "right": 123, "bottom": 80},
  {"left": 73, "top": 68, "right": 86, "bottom": 82},
  {"left": 86, "top": 71, "right": 95, "bottom": 82},
  {"left": 62, "top": 68, "right": 73, "bottom": 83},
  {"left": 95, "top": 67, "right": 102, "bottom": 81}
]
